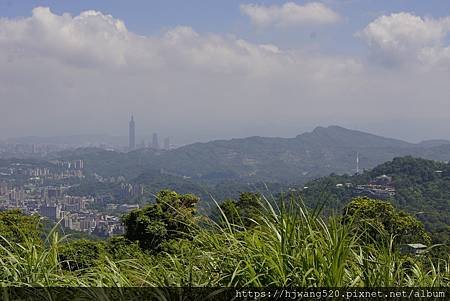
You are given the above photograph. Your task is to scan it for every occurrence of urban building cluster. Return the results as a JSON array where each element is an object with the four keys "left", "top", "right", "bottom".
[
  {"left": 353, "top": 174, "right": 396, "bottom": 199},
  {"left": 0, "top": 182, "right": 130, "bottom": 237},
  {"left": 119, "top": 183, "right": 145, "bottom": 199},
  {"left": 0, "top": 143, "right": 69, "bottom": 158},
  {"left": 335, "top": 174, "right": 396, "bottom": 199},
  {"left": 0, "top": 159, "right": 142, "bottom": 238},
  {"left": 0, "top": 160, "right": 85, "bottom": 183}
]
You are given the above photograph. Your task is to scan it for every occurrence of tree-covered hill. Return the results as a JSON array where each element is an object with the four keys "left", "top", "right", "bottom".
[
  {"left": 301, "top": 156, "right": 449, "bottom": 244},
  {"left": 55, "top": 126, "right": 450, "bottom": 185}
]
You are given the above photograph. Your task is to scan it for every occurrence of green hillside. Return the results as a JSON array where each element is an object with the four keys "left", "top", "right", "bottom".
[
  {"left": 56, "top": 126, "right": 450, "bottom": 185},
  {"left": 301, "top": 156, "right": 449, "bottom": 244},
  {"left": 0, "top": 193, "right": 448, "bottom": 290}
]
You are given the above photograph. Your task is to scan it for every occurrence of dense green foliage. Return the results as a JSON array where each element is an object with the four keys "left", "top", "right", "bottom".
[
  {"left": 370, "top": 157, "right": 449, "bottom": 236},
  {"left": 0, "top": 210, "right": 42, "bottom": 245},
  {"left": 122, "top": 190, "right": 199, "bottom": 251},
  {"left": 302, "top": 157, "right": 449, "bottom": 245},
  {"left": 105, "top": 236, "right": 144, "bottom": 261},
  {"left": 219, "top": 192, "right": 263, "bottom": 228},
  {"left": 0, "top": 192, "right": 448, "bottom": 288},
  {"left": 59, "top": 239, "right": 106, "bottom": 271},
  {"left": 67, "top": 173, "right": 289, "bottom": 211},
  {"left": 343, "top": 197, "right": 431, "bottom": 245}
]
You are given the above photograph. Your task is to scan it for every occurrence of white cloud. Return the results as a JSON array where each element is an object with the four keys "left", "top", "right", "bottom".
[
  {"left": 240, "top": 2, "right": 340, "bottom": 28},
  {"left": 0, "top": 7, "right": 354, "bottom": 77},
  {"left": 0, "top": 7, "right": 449, "bottom": 142},
  {"left": 0, "top": 7, "right": 361, "bottom": 140},
  {"left": 359, "top": 12, "right": 450, "bottom": 67},
  {"left": 0, "top": 7, "right": 133, "bottom": 67}
]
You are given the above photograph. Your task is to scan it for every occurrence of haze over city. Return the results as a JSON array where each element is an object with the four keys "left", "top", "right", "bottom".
[{"left": 1, "top": 0, "right": 450, "bottom": 144}]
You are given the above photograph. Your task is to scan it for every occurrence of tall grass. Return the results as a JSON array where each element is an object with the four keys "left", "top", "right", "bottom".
[{"left": 0, "top": 195, "right": 448, "bottom": 288}]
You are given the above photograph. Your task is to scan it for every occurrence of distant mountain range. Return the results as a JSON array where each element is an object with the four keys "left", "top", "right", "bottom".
[{"left": 56, "top": 126, "right": 450, "bottom": 185}]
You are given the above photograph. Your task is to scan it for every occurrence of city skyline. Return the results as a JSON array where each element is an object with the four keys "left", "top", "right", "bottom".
[
  {"left": 127, "top": 115, "right": 171, "bottom": 150},
  {"left": 1, "top": 118, "right": 450, "bottom": 147}
]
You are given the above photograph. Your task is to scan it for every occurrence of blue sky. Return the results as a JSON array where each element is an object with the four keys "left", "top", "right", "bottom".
[
  {"left": 1, "top": 0, "right": 449, "bottom": 60},
  {"left": 2, "top": 0, "right": 450, "bottom": 59},
  {"left": 1, "top": 1, "right": 450, "bottom": 143}
]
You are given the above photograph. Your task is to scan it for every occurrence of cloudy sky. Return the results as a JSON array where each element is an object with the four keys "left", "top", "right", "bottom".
[{"left": 1, "top": 0, "right": 450, "bottom": 144}]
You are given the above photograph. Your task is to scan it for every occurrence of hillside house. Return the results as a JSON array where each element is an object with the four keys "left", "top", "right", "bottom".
[{"left": 400, "top": 243, "right": 428, "bottom": 255}]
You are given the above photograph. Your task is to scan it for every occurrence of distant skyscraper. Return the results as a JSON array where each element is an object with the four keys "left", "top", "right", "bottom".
[
  {"left": 356, "top": 152, "right": 360, "bottom": 174},
  {"left": 152, "top": 133, "right": 159, "bottom": 149},
  {"left": 163, "top": 137, "right": 170, "bottom": 150},
  {"left": 129, "top": 115, "right": 135, "bottom": 150}
]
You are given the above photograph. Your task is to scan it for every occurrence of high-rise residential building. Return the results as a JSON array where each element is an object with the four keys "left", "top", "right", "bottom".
[
  {"left": 42, "top": 187, "right": 62, "bottom": 200},
  {"left": 40, "top": 205, "right": 61, "bottom": 221},
  {"left": 164, "top": 137, "right": 170, "bottom": 150},
  {"left": 9, "top": 188, "right": 24, "bottom": 204},
  {"left": 73, "top": 160, "right": 84, "bottom": 170},
  {"left": 152, "top": 133, "right": 159, "bottom": 149},
  {"left": 0, "top": 181, "right": 8, "bottom": 196},
  {"left": 129, "top": 115, "right": 135, "bottom": 150}
]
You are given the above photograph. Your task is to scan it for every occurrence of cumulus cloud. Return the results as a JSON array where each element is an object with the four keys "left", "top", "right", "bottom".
[
  {"left": 0, "top": 7, "right": 303, "bottom": 75},
  {"left": 0, "top": 7, "right": 449, "bottom": 143},
  {"left": 0, "top": 6, "right": 359, "bottom": 79},
  {"left": 0, "top": 7, "right": 362, "bottom": 141},
  {"left": 240, "top": 2, "right": 340, "bottom": 28},
  {"left": 0, "top": 7, "right": 132, "bottom": 67},
  {"left": 359, "top": 12, "right": 450, "bottom": 68}
]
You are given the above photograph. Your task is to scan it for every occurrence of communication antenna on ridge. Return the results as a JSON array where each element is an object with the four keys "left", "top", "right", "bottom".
[{"left": 356, "top": 152, "right": 360, "bottom": 174}]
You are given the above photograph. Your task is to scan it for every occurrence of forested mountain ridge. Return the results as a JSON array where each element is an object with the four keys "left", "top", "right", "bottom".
[{"left": 56, "top": 126, "right": 450, "bottom": 184}]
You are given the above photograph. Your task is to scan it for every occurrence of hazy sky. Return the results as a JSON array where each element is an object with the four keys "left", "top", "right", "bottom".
[{"left": 1, "top": 0, "right": 450, "bottom": 144}]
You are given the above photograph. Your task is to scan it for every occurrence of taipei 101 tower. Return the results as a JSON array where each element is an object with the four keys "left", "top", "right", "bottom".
[{"left": 129, "top": 115, "right": 135, "bottom": 150}]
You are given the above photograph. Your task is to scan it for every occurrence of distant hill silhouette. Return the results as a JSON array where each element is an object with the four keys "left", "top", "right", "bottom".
[{"left": 56, "top": 126, "right": 450, "bottom": 184}]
